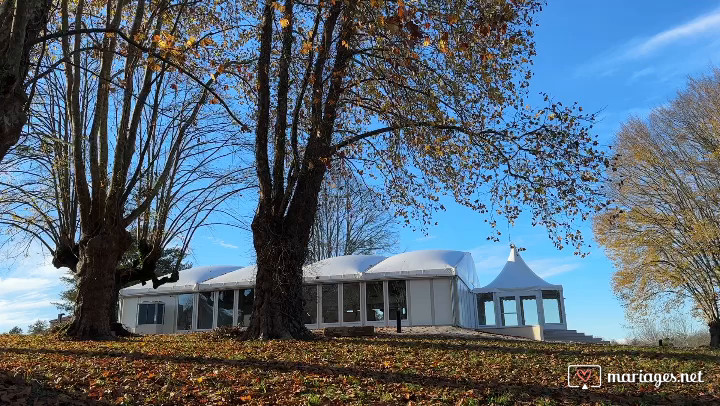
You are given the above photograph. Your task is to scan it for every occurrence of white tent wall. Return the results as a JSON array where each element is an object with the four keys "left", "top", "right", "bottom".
[
  {"left": 119, "top": 297, "right": 138, "bottom": 330},
  {"left": 120, "top": 295, "right": 177, "bottom": 334},
  {"left": 431, "top": 278, "right": 453, "bottom": 325},
  {"left": 405, "top": 278, "right": 455, "bottom": 326},
  {"left": 407, "top": 279, "right": 432, "bottom": 325},
  {"left": 454, "top": 253, "right": 479, "bottom": 290},
  {"left": 454, "top": 276, "right": 479, "bottom": 328}
]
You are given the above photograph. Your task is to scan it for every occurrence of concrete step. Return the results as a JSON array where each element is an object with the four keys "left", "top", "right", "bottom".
[{"left": 544, "top": 329, "right": 609, "bottom": 344}]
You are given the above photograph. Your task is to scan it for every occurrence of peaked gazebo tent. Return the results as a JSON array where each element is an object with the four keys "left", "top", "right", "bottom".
[{"left": 473, "top": 247, "right": 567, "bottom": 330}]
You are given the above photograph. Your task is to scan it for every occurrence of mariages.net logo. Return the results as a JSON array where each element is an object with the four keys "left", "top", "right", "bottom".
[{"left": 568, "top": 364, "right": 705, "bottom": 390}]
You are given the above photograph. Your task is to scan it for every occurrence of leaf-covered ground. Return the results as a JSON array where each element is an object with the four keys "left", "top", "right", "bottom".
[{"left": 0, "top": 332, "right": 717, "bottom": 405}]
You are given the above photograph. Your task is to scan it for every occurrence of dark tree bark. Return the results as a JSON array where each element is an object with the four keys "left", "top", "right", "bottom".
[
  {"left": 0, "top": 0, "right": 50, "bottom": 162},
  {"left": 247, "top": 214, "right": 317, "bottom": 340},
  {"left": 66, "top": 228, "right": 132, "bottom": 338},
  {"left": 710, "top": 319, "right": 720, "bottom": 348},
  {"left": 244, "top": 0, "right": 354, "bottom": 340}
]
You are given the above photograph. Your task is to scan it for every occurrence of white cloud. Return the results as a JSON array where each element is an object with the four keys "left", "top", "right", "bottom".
[
  {"left": 0, "top": 289, "right": 61, "bottom": 332},
  {"left": 632, "top": 10, "right": 720, "bottom": 56},
  {"left": 469, "top": 245, "right": 510, "bottom": 286},
  {"left": 207, "top": 236, "right": 238, "bottom": 249},
  {"left": 526, "top": 257, "right": 581, "bottom": 279},
  {"left": 628, "top": 67, "right": 655, "bottom": 82},
  {"left": 0, "top": 277, "right": 55, "bottom": 295},
  {"left": 415, "top": 235, "right": 436, "bottom": 242},
  {"left": 0, "top": 244, "right": 67, "bottom": 333},
  {"left": 578, "top": 8, "right": 720, "bottom": 77}
]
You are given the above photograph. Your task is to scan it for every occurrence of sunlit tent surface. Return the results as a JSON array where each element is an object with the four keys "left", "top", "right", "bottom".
[{"left": 119, "top": 265, "right": 244, "bottom": 296}]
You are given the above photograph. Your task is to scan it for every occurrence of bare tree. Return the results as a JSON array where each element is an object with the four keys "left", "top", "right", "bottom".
[
  {"left": 307, "top": 171, "right": 397, "bottom": 263},
  {"left": 0, "top": 0, "right": 251, "bottom": 338}
]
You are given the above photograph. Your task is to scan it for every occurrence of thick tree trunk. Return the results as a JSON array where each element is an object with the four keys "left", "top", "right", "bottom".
[
  {"left": 0, "top": 0, "right": 50, "bottom": 162},
  {"left": 710, "top": 319, "right": 720, "bottom": 348},
  {"left": 244, "top": 216, "right": 314, "bottom": 340},
  {"left": 66, "top": 229, "right": 131, "bottom": 339}
]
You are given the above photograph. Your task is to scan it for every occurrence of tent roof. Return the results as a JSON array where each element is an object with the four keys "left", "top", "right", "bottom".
[
  {"left": 120, "top": 265, "right": 242, "bottom": 296},
  {"left": 198, "top": 265, "right": 257, "bottom": 289},
  {"left": 475, "top": 247, "right": 560, "bottom": 292},
  {"left": 304, "top": 255, "right": 388, "bottom": 281},
  {"left": 120, "top": 250, "right": 481, "bottom": 296},
  {"left": 366, "top": 250, "right": 466, "bottom": 274}
]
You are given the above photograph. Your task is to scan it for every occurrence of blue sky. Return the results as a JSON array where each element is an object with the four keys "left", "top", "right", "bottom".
[{"left": 3, "top": 1, "right": 720, "bottom": 339}]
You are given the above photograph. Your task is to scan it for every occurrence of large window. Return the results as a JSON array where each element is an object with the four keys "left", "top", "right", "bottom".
[
  {"left": 477, "top": 293, "right": 495, "bottom": 326},
  {"left": 365, "top": 282, "right": 385, "bottom": 322},
  {"left": 197, "top": 292, "right": 214, "bottom": 329},
  {"left": 343, "top": 283, "right": 361, "bottom": 322},
  {"left": 520, "top": 296, "right": 539, "bottom": 325},
  {"left": 542, "top": 290, "right": 563, "bottom": 324},
  {"left": 322, "top": 284, "right": 339, "bottom": 323},
  {"left": 138, "top": 303, "right": 164, "bottom": 325},
  {"left": 302, "top": 285, "right": 318, "bottom": 324},
  {"left": 238, "top": 288, "right": 254, "bottom": 326},
  {"left": 500, "top": 296, "right": 518, "bottom": 326},
  {"left": 217, "top": 290, "right": 234, "bottom": 327},
  {"left": 176, "top": 294, "right": 193, "bottom": 330},
  {"left": 388, "top": 280, "right": 407, "bottom": 320}
]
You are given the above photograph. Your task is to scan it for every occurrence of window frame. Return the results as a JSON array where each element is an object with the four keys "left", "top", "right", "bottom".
[
  {"left": 216, "top": 289, "right": 235, "bottom": 328},
  {"left": 541, "top": 290, "right": 564, "bottom": 324},
  {"left": 302, "top": 285, "right": 319, "bottom": 326},
  {"left": 342, "top": 283, "right": 362, "bottom": 323},
  {"left": 137, "top": 302, "right": 165, "bottom": 325},
  {"left": 477, "top": 293, "right": 495, "bottom": 326},
  {"left": 321, "top": 284, "right": 340, "bottom": 324},
  {"left": 388, "top": 280, "right": 408, "bottom": 321},
  {"left": 519, "top": 295, "right": 539, "bottom": 326},
  {"left": 499, "top": 296, "right": 519, "bottom": 326},
  {"left": 365, "top": 281, "right": 386, "bottom": 323}
]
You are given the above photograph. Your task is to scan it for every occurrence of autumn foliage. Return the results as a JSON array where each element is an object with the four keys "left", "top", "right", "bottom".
[
  {"left": 0, "top": 333, "right": 718, "bottom": 405},
  {"left": 594, "top": 70, "right": 720, "bottom": 347}
]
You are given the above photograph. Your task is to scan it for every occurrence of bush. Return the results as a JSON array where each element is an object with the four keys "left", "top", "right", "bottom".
[
  {"left": 27, "top": 320, "right": 49, "bottom": 335},
  {"left": 8, "top": 326, "right": 22, "bottom": 335}
]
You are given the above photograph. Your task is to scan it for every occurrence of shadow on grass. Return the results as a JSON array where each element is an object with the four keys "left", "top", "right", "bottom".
[
  {"left": 0, "top": 370, "right": 109, "bottom": 405},
  {"left": 338, "top": 334, "right": 720, "bottom": 363},
  {"left": 1, "top": 345, "right": 716, "bottom": 405}
]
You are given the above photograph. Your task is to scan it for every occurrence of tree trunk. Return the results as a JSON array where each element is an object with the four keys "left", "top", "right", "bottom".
[
  {"left": 0, "top": 90, "right": 26, "bottom": 159},
  {"left": 66, "top": 229, "right": 131, "bottom": 339},
  {"left": 710, "top": 319, "right": 720, "bottom": 348},
  {"left": 244, "top": 215, "right": 314, "bottom": 340},
  {"left": 0, "top": 0, "right": 50, "bottom": 162}
]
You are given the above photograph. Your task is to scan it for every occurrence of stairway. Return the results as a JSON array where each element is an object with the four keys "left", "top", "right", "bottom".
[{"left": 544, "top": 329, "right": 609, "bottom": 344}]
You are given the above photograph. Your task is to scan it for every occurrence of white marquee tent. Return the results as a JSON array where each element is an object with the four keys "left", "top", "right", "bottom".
[{"left": 119, "top": 250, "right": 479, "bottom": 334}]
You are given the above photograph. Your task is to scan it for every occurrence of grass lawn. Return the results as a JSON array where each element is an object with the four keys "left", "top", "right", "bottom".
[{"left": 0, "top": 332, "right": 718, "bottom": 405}]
